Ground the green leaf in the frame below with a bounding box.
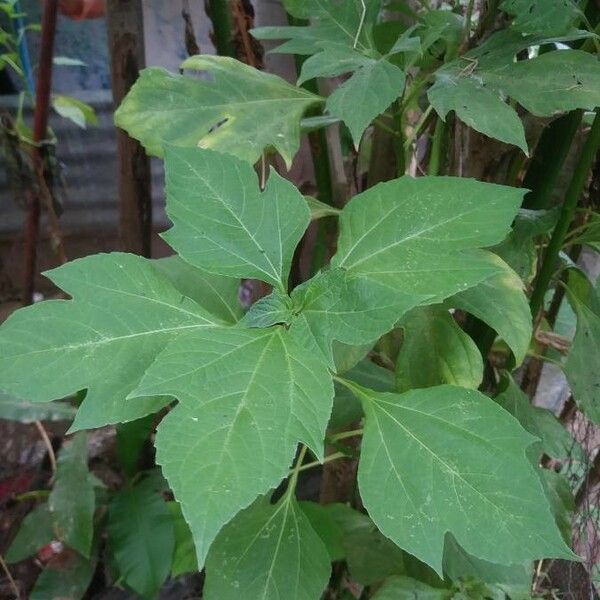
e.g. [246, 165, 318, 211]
[0, 253, 222, 431]
[130, 327, 333, 566]
[371, 576, 451, 600]
[153, 256, 243, 324]
[431, 45, 600, 150]
[564, 271, 600, 424]
[334, 176, 522, 295]
[483, 50, 600, 117]
[343, 381, 572, 573]
[116, 414, 155, 477]
[300, 502, 408, 585]
[290, 177, 522, 365]
[305, 195, 341, 220]
[428, 75, 528, 153]
[49, 433, 95, 558]
[297, 45, 374, 83]
[239, 288, 294, 328]
[493, 208, 559, 282]
[539, 470, 574, 544]
[205, 495, 331, 600]
[332, 341, 373, 374]
[446, 254, 532, 365]
[259, 7, 404, 144]
[253, 0, 381, 56]
[299, 502, 347, 561]
[52, 95, 97, 129]
[0, 392, 76, 423]
[288, 268, 409, 368]
[396, 306, 483, 392]
[326, 57, 406, 144]
[107, 480, 175, 598]
[341, 511, 407, 585]
[53, 56, 87, 67]
[569, 212, 600, 249]
[115, 56, 321, 166]
[168, 502, 198, 577]
[163, 146, 310, 291]
[331, 359, 394, 429]
[6, 503, 54, 563]
[501, 0, 582, 37]
[443, 536, 533, 599]
[495, 374, 579, 460]
[30, 551, 96, 600]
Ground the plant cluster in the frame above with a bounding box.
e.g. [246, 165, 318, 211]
[1, 0, 600, 598]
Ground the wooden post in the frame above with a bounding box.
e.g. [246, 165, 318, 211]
[106, 0, 152, 257]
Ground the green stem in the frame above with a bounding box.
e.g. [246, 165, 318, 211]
[15, 489, 50, 502]
[207, 0, 235, 57]
[428, 117, 446, 176]
[387, 101, 406, 177]
[295, 451, 347, 474]
[522, 111, 583, 210]
[286, 445, 309, 497]
[329, 429, 363, 442]
[374, 117, 402, 138]
[288, 15, 336, 277]
[529, 109, 600, 317]
[404, 104, 433, 151]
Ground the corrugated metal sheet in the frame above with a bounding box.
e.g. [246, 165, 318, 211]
[0, 90, 167, 237]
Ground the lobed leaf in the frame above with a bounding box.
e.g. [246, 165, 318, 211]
[204, 495, 331, 600]
[343, 381, 573, 573]
[115, 56, 321, 166]
[501, 0, 582, 37]
[163, 146, 310, 291]
[0, 392, 76, 423]
[428, 75, 528, 154]
[289, 177, 523, 365]
[130, 327, 333, 566]
[0, 253, 222, 431]
[430, 41, 600, 151]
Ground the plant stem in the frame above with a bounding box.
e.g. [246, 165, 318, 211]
[329, 429, 363, 442]
[15, 489, 51, 502]
[22, 0, 58, 306]
[288, 15, 336, 277]
[529, 109, 600, 317]
[34, 420, 56, 477]
[522, 111, 583, 210]
[286, 444, 308, 497]
[0, 555, 19, 600]
[404, 104, 433, 151]
[207, 0, 235, 57]
[428, 117, 446, 176]
[295, 451, 347, 474]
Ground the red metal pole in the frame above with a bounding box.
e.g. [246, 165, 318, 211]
[22, 0, 59, 305]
